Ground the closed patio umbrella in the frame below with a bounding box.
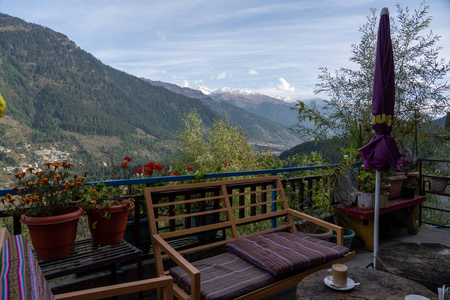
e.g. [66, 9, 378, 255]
[360, 7, 403, 268]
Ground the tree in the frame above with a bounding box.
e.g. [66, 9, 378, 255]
[177, 111, 277, 174]
[292, 3, 450, 162]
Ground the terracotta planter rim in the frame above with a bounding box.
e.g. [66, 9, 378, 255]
[20, 206, 84, 226]
[87, 203, 134, 214]
[389, 175, 407, 180]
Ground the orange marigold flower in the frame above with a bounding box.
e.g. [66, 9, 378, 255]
[12, 186, 19, 190]
[9, 198, 15, 203]
[6, 193, 13, 198]
[41, 178, 49, 184]
[45, 162, 52, 168]
[26, 167, 35, 173]
[18, 188, 27, 194]
[27, 182, 34, 187]
[32, 195, 39, 201]
[83, 171, 89, 175]
[62, 189, 67, 193]
[23, 197, 31, 202]
[91, 200, 97, 204]
[53, 185, 59, 190]
[54, 175, 62, 179]
[14, 173, 23, 179]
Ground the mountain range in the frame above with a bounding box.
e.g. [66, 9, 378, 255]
[0, 12, 306, 184]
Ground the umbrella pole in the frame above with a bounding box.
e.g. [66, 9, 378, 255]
[374, 170, 381, 268]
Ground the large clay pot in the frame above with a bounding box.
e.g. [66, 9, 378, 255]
[20, 206, 84, 260]
[388, 175, 407, 199]
[87, 203, 134, 245]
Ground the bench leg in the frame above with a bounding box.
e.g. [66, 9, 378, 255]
[392, 204, 419, 235]
[347, 217, 374, 251]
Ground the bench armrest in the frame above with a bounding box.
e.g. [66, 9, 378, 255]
[288, 208, 344, 246]
[54, 276, 173, 300]
[152, 234, 201, 299]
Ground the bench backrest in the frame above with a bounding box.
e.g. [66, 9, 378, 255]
[144, 176, 298, 254]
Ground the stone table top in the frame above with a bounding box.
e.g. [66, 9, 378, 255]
[376, 242, 450, 294]
[296, 266, 437, 300]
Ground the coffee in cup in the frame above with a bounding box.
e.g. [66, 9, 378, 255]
[326, 263, 348, 287]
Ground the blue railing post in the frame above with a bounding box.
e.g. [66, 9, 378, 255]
[271, 172, 278, 228]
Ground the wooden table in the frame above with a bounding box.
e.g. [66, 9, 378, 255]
[376, 243, 450, 294]
[336, 196, 426, 250]
[296, 266, 437, 300]
[35, 238, 143, 283]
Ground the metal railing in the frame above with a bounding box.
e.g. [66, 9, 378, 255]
[0, 165, 339, 236]
[418, 158, 450, 228]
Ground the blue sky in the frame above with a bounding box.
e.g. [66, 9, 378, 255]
[1, 0, 449, 99]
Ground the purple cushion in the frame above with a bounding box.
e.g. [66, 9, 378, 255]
[169, 252, 276, 300]
[225, 232, 349, 276]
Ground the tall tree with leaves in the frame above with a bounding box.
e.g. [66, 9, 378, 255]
[292, 3, 449, 162]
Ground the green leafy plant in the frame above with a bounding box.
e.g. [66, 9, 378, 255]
[358, 168, 376, 193]
[78, 182, 134, 219]
[1, 162, 87, 217]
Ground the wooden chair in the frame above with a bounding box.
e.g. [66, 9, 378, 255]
[0, 227, 173, 300]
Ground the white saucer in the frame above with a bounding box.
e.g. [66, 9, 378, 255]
[324, 276, 357, 290]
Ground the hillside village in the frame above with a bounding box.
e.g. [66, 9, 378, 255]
[1, 144, 69, 182]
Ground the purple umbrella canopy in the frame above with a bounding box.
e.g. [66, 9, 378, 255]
[360, 7, 403, 172]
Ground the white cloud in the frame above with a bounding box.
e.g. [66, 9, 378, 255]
[157, 31, 166, 40]
[277, 77, 295, 92]
[182, 80, 189, 87]
[249, 69, 258, 75]
[217, 72, 227, 79]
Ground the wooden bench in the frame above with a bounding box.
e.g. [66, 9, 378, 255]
[336, 195, 426, 250]
[144, 175, 355, 300]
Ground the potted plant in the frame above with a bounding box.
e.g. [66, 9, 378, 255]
[330, 210, 355, 249]
[79, 182, 134, 245]
[428, 168, 449, 193]
[1, 162, 87, 260]
[286, 179, 334, 241]
[357, 168, 375, 210]
[402, 183, 416, 199]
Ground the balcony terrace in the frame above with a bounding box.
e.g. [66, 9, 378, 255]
[0, 159, 448, 299]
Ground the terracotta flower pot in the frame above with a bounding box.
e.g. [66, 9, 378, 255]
[87, 203, 134, 245]
[388, 175, 407, 199]
[20, 206, 84, 260]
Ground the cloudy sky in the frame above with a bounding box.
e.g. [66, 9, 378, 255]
[1, 0, 449, 99]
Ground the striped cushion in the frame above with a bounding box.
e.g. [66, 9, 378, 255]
[169, 252, 276, 300]
[225, 232, 350, 276]
[1, 235, 55, 300]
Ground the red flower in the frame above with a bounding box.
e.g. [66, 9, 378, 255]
[224, 162, 228, 167]
[144, 162, 156, 169]
[134, 168, 144, 174]
[155, 164, 163, 171]
[123, 157, 133, 162]
[120, 162, 128, 168]
[144, 168, 153, 176]
[187, 166, 193, 172]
